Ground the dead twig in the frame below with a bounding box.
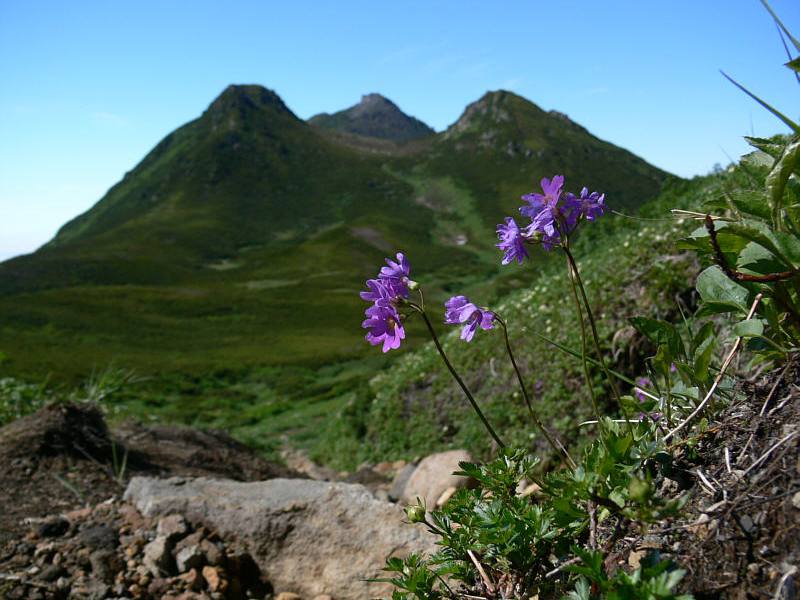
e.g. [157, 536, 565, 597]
[773, 565, 798, 600]
[588, 500, 598, 550]
[742, 431, 798, 477]
[545, 556, 582, 579]
[760, 360, 792, 416]
[467, 550, 495, 596]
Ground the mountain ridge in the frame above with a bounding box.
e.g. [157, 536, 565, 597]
[0, 82, 674, 380]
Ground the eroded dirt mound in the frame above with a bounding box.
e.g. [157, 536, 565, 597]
[0, 403, 299, 546]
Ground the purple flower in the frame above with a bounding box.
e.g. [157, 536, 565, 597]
[520, 175, 565, 220]
[362, 303, 405, 352]
[360, 278, 392, 303]
[496, 217, 529, 265]
[519, 175, 581, 249]
[568, 187, 606, 221]
[361, 252, 414, 352]
[444, 295, 495, 342]
[378, 252, 412, 298]
[634, 376, 652, 403]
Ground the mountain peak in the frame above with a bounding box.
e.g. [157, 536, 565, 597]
[309, 94, 434, 142]
[205, 84, 296, 119]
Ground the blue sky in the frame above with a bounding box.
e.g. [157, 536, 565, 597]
[0, 1, 798, 260]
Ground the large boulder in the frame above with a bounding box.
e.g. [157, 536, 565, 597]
[399, 450, 473, 509]
[124, 476, 435, 600]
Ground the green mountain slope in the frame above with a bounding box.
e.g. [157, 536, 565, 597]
[0, 85, 673, 382]
[309, 93, 435, 142]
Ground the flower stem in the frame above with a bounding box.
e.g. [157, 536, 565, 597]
[495, 316, 576, 469]
[411, 304, 505, 449]
[564, 254, 603, 427]
[563, 248, 636, 435]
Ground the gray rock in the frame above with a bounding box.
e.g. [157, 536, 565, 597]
[125, 476, 435, 600]
[399, 450, 473, 509]
[78, 524, 118, 550]
[200, 539, 224, 566]
[157, 514, 189, 541]
[36, 564, 65, 582]
[89, 549, 121, 583]
[175, 543, 205, 572]
[388, 463, 417, 502]
[142, 535, 174, 576]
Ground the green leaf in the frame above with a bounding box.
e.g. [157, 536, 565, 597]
[695, 300, 746, 317]
[721, 71, 800, 134]
[737, 241, 791, 274]
[696, 266, 749, 310]
[691, 323, 716, 382]
[728, 189, 772, 220]
[746, 136, 788, 159]
[766, 137, 800, 225]
[629, 317, 685, 359]
[723, 220, 796, 267]
[787, 56, 800, 74]
[759, 0, 800, 53]
[732, 318, 765, 337]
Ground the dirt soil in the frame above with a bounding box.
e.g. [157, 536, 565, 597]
[0, 403, 298, 547]
[667, 361, 800, 599]
[599, 361, 800, 600]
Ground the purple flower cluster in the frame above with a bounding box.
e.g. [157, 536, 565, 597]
[496, 175, 606, 263]
[633, 376, 652, 403]
[444, 295, 495, 342]
[360, 253, 412, 352]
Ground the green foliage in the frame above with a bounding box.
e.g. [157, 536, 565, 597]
[563, 549, 692, 600]
[0, 376, 51, 426]
[385, 440, 689, 599]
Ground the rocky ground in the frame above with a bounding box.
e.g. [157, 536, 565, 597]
[0, 403, 465, 599]
[0, 369, 797, 599]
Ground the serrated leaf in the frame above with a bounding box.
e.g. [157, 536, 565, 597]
[696, 266, 749, 310]
[746, 136, 787, 159]
[729, 189, 772, 220]
[733, 318, 765, 337]
[766, 137, 800, 224]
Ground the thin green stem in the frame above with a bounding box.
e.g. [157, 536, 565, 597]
[411, 303, 505, 449]
[564, 254, 603, 426]
[496, 317, 576, 469]
[564, 247, 636, 436]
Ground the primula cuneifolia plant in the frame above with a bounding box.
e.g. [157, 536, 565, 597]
[359, 6, 798, 595]
[360, 175, 693, 599]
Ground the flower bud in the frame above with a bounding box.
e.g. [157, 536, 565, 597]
[404, 500, 426, 523]
[407, 279, 420, 291]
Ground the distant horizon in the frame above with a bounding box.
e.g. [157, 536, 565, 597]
[0, 79, 780, 263]
[1, 0, 798, 261]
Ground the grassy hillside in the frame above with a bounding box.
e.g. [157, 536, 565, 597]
[0, 86, 671, 387]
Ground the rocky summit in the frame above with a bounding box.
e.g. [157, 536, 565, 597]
[308, 93, 435, 142]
